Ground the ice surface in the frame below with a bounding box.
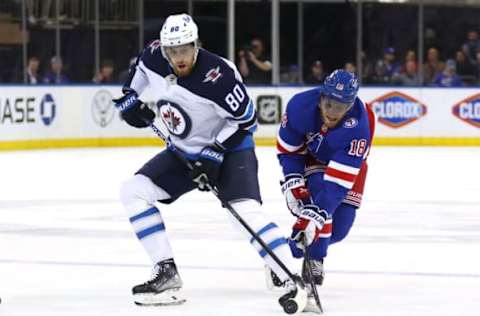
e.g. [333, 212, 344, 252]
[1, 146, 479, 316]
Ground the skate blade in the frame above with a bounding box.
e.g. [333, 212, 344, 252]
[134, 289, 186, 306]
[303, 298, 322, 314]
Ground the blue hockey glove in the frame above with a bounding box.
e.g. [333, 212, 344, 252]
[190, 147, 224, 191]
[113, 91, 155, 128]
[280, 174, 311, 217]
[290, 205, 328, 250]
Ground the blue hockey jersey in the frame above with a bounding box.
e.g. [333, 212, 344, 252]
[277, 87, 373, 215]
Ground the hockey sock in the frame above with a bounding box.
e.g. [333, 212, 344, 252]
[120, 175, 174, 264]
[230, 199, 299, 281]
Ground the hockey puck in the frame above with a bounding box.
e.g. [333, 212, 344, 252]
[282, 299, 298, 314]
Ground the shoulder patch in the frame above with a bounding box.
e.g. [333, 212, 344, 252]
[343, 117, 358, 128]
[202, 66, 222, 84]
[148, 40, 162, 55]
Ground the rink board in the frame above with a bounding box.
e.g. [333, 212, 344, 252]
[0, 85, 479, 150]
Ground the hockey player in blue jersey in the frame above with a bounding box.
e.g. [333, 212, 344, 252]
[273, 69, 375, 311]
[113, 13, 307, 312]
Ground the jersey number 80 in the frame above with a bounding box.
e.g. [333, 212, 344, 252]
[225, 84, 245, 111]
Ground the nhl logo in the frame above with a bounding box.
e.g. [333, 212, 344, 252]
[257, 95, 282, 124]
[91, 90, 115, 128]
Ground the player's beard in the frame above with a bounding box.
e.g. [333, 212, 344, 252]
[172, 62, 194, 77]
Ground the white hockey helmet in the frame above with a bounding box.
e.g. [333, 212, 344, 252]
[160, 14, 198, 47]
[160, 13, 199, 63]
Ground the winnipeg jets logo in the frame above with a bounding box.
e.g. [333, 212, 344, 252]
[158, 100, 192, 138]
[203, 66, 222, 83]
[162, 108, 181, 132]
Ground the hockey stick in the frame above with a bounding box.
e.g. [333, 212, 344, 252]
[147, 122, 299, 282]
[303, 242, 324, 313]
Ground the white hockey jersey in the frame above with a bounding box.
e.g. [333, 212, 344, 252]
[125, 40, 257, 156]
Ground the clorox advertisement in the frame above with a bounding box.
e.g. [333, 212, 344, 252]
[370, 91, 427, 128]
[452, 93, 480, 128]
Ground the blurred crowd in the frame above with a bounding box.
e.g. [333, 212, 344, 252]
[238, 30, 480, 87]
[12, 55, 130, 84]
[9, 29, 480, 87]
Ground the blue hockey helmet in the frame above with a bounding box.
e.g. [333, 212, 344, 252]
[322, 69, 359, 106]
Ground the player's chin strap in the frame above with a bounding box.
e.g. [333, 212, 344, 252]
[148, 121, 301, 284]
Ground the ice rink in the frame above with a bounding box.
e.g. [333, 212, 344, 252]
[1, 145, 479, 316]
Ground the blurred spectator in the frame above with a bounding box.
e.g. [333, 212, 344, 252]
[237, 38, 272, 84]
[392, 60, 420, 86]
[92, 59, 116, 84]
[475, 50, 480, 82]
[280, 64, 301, 83]
[304, 60, 326, 84]
[461, 30, 480, 65]
[454, 50, 476, 85]
[378, 47, 400, 79]
[399, 50, 417, 74]
[118, 57, 137, 84]
[423, 47, 445, 84]
[344, 62, 356, 74]
[24, 56, 41, 84]
[366, 60, 391, 85]
[42, 56, 70, 84]
[434, 59, 462, 87]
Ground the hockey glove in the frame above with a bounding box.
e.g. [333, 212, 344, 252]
[190, 146, 224, 191]
[113, 91, 155, 128]
[291, 205, 328, 249]
[281, 174, 311, 217]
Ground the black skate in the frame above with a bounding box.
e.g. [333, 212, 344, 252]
[278, 274, 308, 314]
[302, 258, 324, 286]
[132, 258, 186, 306]
[264, 265, 286, 290]
[302, 258, 324, 314]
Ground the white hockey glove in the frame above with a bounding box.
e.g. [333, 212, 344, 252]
[291, 205, 328, 248]
[280, 174, 311, 216]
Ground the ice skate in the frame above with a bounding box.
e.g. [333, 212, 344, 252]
[302, 258, 324, 286]
[301, 258, 324, 313]
[265, 264, 287, 290]
[278, 274, 308, 314]
[132, 258, 186, 306]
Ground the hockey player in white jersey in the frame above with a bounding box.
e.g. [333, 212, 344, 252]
[114, 13, 307, 313]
